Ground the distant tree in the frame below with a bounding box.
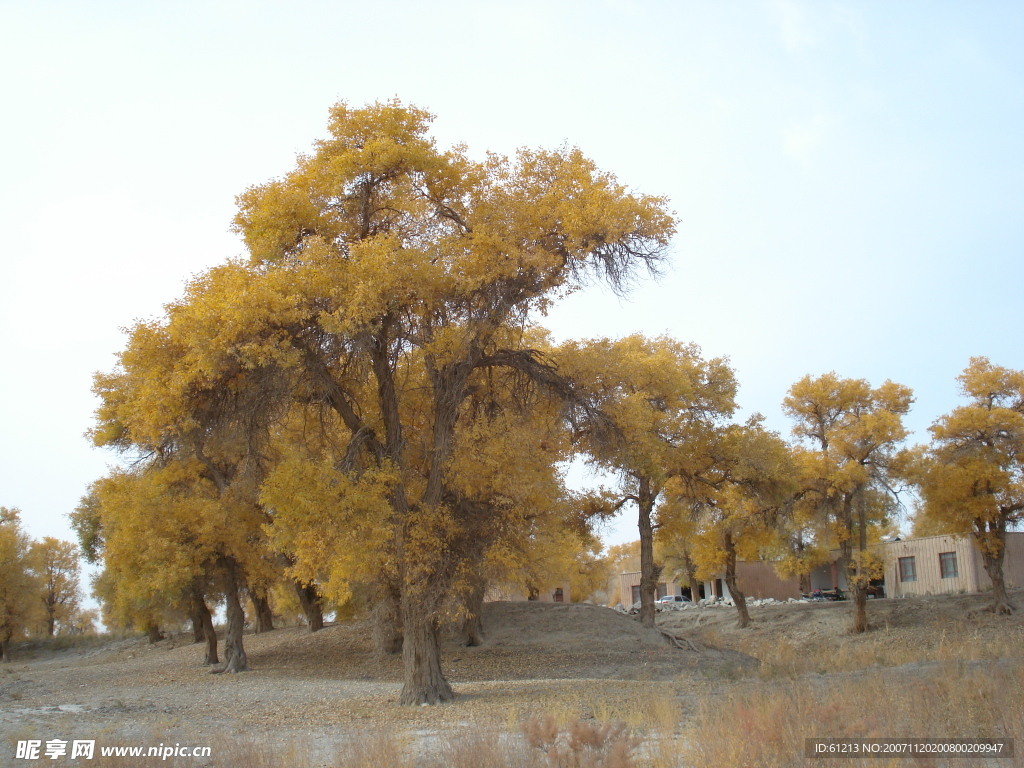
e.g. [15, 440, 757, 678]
[909, 358, 1024, 615]
[672, 420, 797, 628]
[28, 538, 81, 637]
[67, 608, 98, 635]
[558, 335, 737, 628]
[0, 508, 40, 661]
[784, 374, 912, 633]
[604, 540, 642, 577]
[657, 519, 703, 603]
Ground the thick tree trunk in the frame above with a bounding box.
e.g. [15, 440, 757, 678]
[188, 605, 205, 644]
[851, 585, 868, 633]
[145, 622, 163, 644]
[460, 579, 487, 647]
[219, 560, 248, 673]
[799, 571, 811, 595]
[723, 532, 750, 629]
[678, 549, 701, 602]
[251, 592, 275, 633]
[188, 586, 207, 643]
[1, 634, 10, 663]
[293, 580, 324, 632]
[688, 575, 702, 602]
[398, 599, 454, 705]
[851, 494, 869, 633]
[190, 589, 218, 665]
[373, 583, 403, 654]
[637, 476, 661, 629]
[978, 528, 1016, 615]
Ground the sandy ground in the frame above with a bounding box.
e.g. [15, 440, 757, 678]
[1, 593, 1021, 766]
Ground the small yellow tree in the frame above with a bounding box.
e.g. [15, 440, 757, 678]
[0, 508, 40, 662]
[784, 374, 912, 633]
[664, 420, 796, 628]
[557, 335, 737, 628]
[28, 538, 81, 637]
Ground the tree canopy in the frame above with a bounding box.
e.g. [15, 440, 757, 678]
[86, 99, 676, 703]
[909, 358, 1024, 614]
[784, 373, 913, 633]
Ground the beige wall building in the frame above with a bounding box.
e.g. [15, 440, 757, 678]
[810, 532, 1024, 598]
[883, 532, 1024, 597]
[618, 532, 1024, 606]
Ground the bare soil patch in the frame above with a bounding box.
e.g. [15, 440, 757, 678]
[1, 593, 1021, 766]
[0, 603, 733, 765]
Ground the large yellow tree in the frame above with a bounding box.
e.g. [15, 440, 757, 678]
[911, 358, 1024, 615]
[92, 100, 674, 704]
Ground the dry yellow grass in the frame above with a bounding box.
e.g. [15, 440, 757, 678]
[16, 593, 1024, 767]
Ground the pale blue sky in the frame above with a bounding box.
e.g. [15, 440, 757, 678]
[1, 1, 1022, 548]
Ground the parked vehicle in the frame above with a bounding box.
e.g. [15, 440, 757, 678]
[656, 594, 691, 605]
[803, 588, 846, 602]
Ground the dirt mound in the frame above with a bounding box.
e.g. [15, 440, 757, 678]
[443, 601, 756, 682]
[474, 601, 670, 652]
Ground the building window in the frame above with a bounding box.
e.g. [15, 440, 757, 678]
[898, 556, 916, 582]
[939, 552, 958, 579]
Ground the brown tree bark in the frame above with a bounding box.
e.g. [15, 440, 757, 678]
[978, 526, 1016, 615]
[723, 531, 750, 629]
[188, 603, 205, 644]
[799, 571, 811, 595]
[637, 476, 661, 629]
[218, 559, 248, 673]
[145, 621, 164, 644]
[460, 579, 487, 647]
[1, 633, 11, 663]
[190, 588, 218, 665]
[293, 579, 324, 632]
[251, 591, 275, 633]
[847, 494, 869, 634]
[398, 598, 454, 705]
[188, 585, 207, 643]
[851, 585, 868, 632]
[373, 583, 403, 654]
[677, 547, 701, 601]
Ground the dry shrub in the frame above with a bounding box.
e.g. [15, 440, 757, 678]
[522, 715, 640, 768]
[682, 659, 1023, 768]
[437, 727, 531, 768]
[334, 728, 413, 768]
[737, 619, 1024, 680]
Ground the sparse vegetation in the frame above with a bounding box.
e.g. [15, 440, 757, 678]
[5, 592, 1022, 766]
